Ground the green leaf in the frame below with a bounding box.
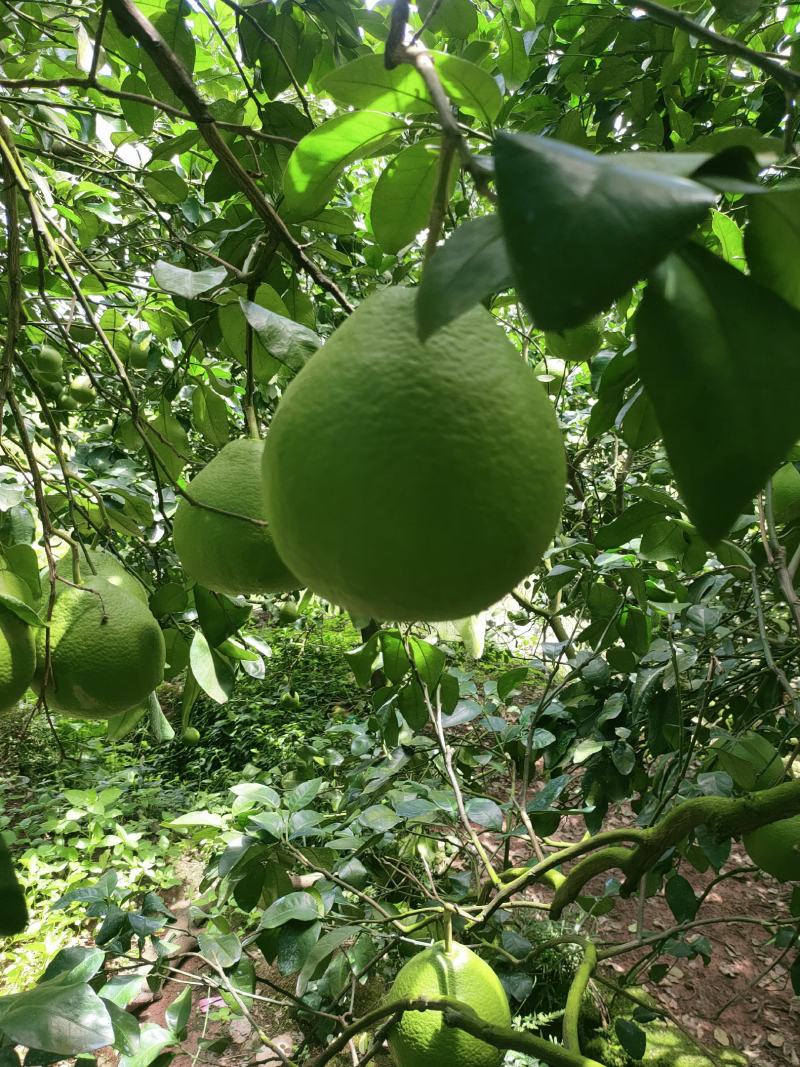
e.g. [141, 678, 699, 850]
[107, 702, 149, 742]
[465, 797, 504, 830]
[745, 183, 800, 310]
[498, 21, 528, 91]
[192, 384, 229, 447]
[165, 810, 225, 829]
[0, 975, 113, 1055]
[195, 586, 251, 647]
[0, 589, 44, 627]
[198, 929, 242, 970]
[436, 53, 503, 124]
[665, 874, 698, 923]
[283, 111, 405, 221]
[165, 987, 191, 1037]
[370, 143, 446, 254]
[240, 299, 320, 372]
[495, 132, 716, 329]
[416, 215, 512, 340]
[120, 75, 154, 137]
[152, 261, 226, 298]
[408, 637, 445, 689]
[318, 51, 499, 122]
[637, 244, 800, 542]
[615, 1019, 647, 1061]
[497, 667, 528, 702]
[117, 1021, 173, 1067]
[319, 55, 434, 114]
[143, 169, 190, 205]
[595, 501, 667, 549]
[0, 834, 27, 935]
[147, 693, 174, 743]
[296, 926, 359, 996]
[259, 892, 322, 930]
[379, 631, 411, 683]
[190, 631, 234, 704]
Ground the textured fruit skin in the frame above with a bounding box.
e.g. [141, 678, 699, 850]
[174, 439, 296, 597]
[181, 726, 201, 745]
[744, 815, 800, 882]
[545, 318, 603, 362]
[0, 588, 36, 710]
[263, 287, 565, 622]
[714, 731, 784, 791]
[386, 941, 510, 1067]
[771, 462, 800, 525]
[33, 576, 165, 718]
[54, 548, 148, 605]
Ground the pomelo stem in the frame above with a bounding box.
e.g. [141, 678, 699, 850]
[444, 908, 453, 954]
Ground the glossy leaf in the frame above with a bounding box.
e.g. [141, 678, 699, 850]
[416, 215, 512, 340]
[495, 132, 716, 328]
[637, 243, 800, 542]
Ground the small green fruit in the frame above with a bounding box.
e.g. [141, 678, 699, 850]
[36, 345, 63, 379]
[57, 388, 79, 412]
[648, 458, 672, 485]
[544, 318, 603, 362]
[68, 375, 96, 406]
[181, 726, 201, 745]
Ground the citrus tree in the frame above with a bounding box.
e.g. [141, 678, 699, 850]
[1, 0, 800, 1064]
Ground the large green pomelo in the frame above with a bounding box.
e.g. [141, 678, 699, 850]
[174, 438, 296, 597]
[544, 317, 604, 362]
[33, 576, 165, 718]
[743, 815, 800, 882]
[55, 548, 148, 604]
[0, 572, 36, 710]
[262, 287, 566, 622]
[386, 941, 510, 1067]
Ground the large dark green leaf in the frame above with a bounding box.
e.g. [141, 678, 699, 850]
[495, 132, 716, 329]
[745, 183, 800, 310]
[637, 243, 800, 542]
[416, 215, 512, 340]
[0, 976, 113, 1055]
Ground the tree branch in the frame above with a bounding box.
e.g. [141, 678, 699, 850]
[105, 0, 353, 312]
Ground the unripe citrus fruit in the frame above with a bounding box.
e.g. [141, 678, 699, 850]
[386, 941, 510, 1067]
[744, 815, 800, 882]
[68, 375, 96, 406]
[181, 726, 201, 745]
[533, 357, 566, 396]
[0, 574, 36, 710]
[54, 548, 148, 605]
[544, 317, 603, 362]
[648, 458, 672, 485]
[57, 388, 79, 412]
[35, 345, 63, 379]
[33, 576, 165, 718]
[713, 731, 784, 792]
[263, 287, 565, 622]
[174, 439, 296, 597]
[771, 462, 800, 525]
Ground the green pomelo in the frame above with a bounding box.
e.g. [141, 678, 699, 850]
[68, 375, 96, 406]
[54, 548, 148, 604]
[386, 941, 511, 1067]
[533, 357, 566, 396]
[771, 462, 800, 525]
[36, 345, 63, 378]
[181, 726, 201, 745]
[713, 731, 784, 791]
[648, 458, 672, 485]
[544, 317, 603, 362]
[743, 815, 800, 882]
[33, 576, 165, 718]
[57, 388, 79, 412]
[174, 438, 296, 597]
[262, 287, 565, 622]
[0, 574, 36, 710]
